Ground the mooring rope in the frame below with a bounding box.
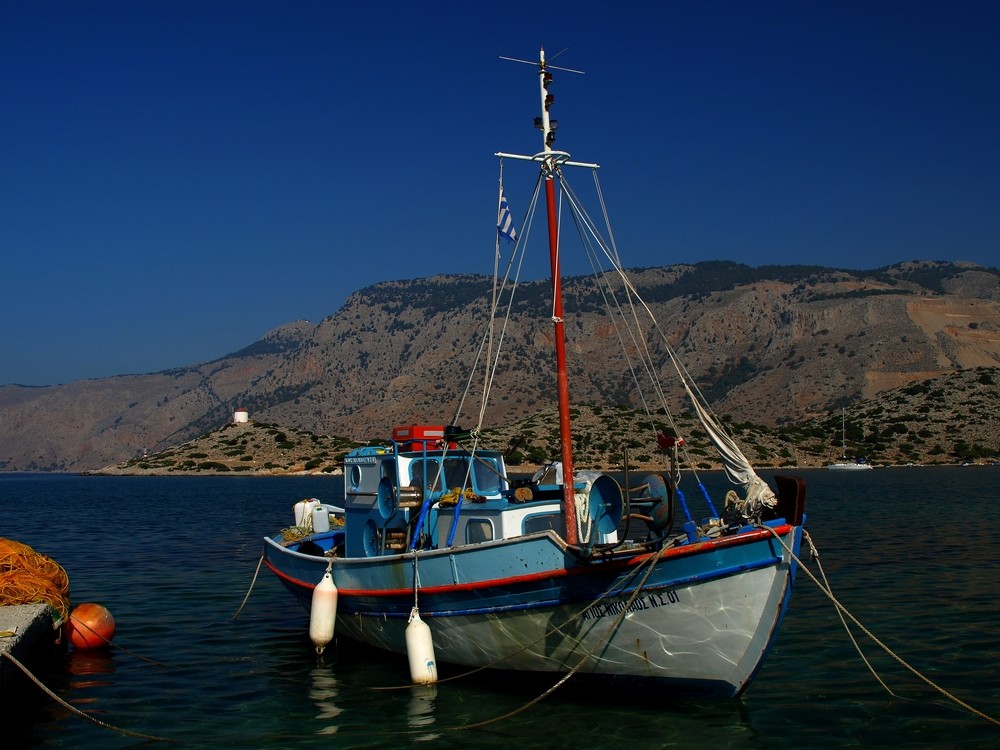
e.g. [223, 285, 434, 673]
[804, 532, 898, 698]
[448, 542, 669, 732]
[1, 651, 174, 742]
[67, 614, 166, 667]
[764, 526, 1000, 728]
[232, 554, 264, 620]
[360, 546, 671, 739]
[373, 541, 661, 692]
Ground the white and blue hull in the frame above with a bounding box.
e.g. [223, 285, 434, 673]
[264, 520, 801, 697]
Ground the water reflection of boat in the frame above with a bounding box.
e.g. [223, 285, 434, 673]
[407, 685, 439, 741]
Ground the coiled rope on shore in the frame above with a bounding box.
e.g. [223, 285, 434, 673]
[0, 538, 70, 620]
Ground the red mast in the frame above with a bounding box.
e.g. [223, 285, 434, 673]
[536, 49, 578, 546]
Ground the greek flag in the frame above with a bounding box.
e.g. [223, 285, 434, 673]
[497, 188, 517, 242]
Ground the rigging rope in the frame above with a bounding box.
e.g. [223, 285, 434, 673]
[674, 487, 694, 524]
[453, 162, 543, 434]
[556, 170, 762, 510]
[696, 481, 720, 519]
[471, 160, 740, 528]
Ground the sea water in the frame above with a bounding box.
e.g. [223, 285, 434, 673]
[1, 468, 998, 749]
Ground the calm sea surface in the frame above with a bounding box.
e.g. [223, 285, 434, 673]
[1, 468, 998, 749]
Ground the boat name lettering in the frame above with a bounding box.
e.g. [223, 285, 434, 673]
[582, 591, 679, 620]
[344, 456, 379, 465]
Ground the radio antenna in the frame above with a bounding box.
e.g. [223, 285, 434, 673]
[499, 48, 585, 75]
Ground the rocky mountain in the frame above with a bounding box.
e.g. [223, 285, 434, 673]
[2, 260, 999, 472]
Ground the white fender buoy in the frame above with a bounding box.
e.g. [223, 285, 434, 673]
[405, 607, 438, 684]
[309, 568, 337, 654]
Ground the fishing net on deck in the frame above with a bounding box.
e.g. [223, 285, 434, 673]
[0, 538, 71, 620]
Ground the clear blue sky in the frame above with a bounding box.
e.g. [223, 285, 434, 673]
[2, 1, 998, 386]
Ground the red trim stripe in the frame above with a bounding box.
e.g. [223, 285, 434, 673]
[266, 524, 793, 597]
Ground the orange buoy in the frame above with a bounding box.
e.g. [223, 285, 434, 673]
[67, 603, 116, 650]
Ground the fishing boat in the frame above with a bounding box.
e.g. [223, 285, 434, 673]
[263, 50, 807, 698]
[827, 408, 873, 471]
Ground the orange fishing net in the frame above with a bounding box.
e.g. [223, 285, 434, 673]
[0, 538, 71, 620]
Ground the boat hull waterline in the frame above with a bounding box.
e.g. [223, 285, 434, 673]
[264, 522, 802, 697]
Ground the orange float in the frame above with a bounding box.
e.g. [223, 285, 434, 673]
[67, 602, 116, 649]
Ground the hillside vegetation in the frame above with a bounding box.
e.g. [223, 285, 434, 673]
[95, 422, 363, 475]
[94, 367, 999, 474]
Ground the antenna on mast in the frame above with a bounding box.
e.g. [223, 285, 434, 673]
[498, 48, 586, 75]
[499, 48, 584, 155]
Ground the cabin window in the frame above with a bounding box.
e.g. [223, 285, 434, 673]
[409, 456, 502, 495]
[350, 465, 362, 489]
[442, 458, 471, 489]
[410, 460, 437, 490]
[523, 513, 561, 534]
[466, 519, 494, 543]
[411, 458, 473, 492]
[472, 459, 502, 494]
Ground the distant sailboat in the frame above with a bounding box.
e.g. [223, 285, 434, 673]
[827, 408, 873, 470]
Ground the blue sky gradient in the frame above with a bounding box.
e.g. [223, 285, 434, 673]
[2, 1, 998, 385]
